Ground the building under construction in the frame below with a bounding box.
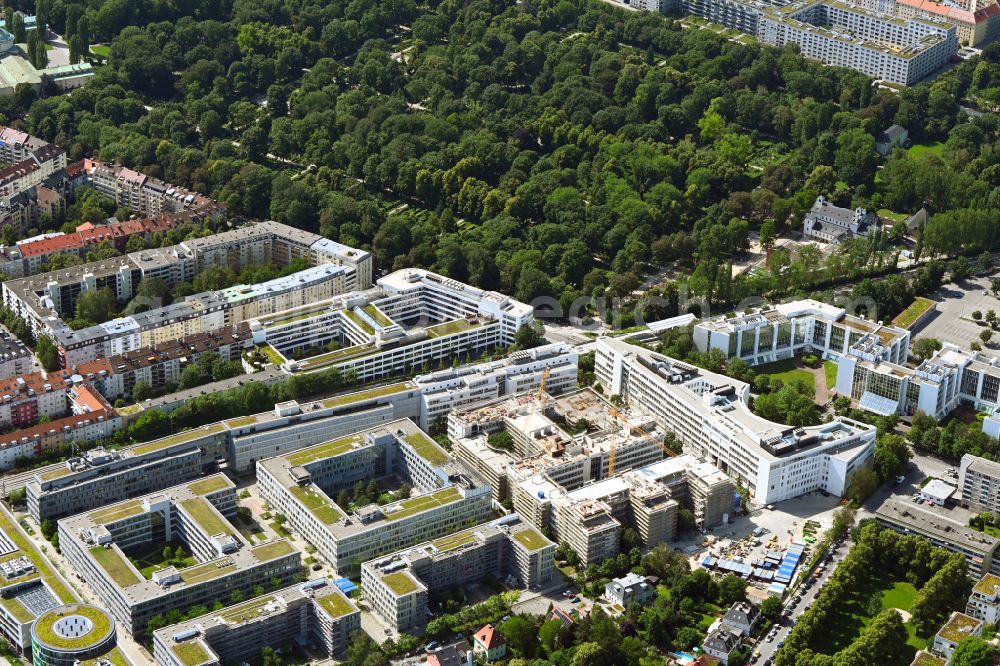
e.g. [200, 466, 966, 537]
[448, 388, 733, 565]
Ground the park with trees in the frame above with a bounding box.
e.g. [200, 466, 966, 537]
[0, 0, 994, 332]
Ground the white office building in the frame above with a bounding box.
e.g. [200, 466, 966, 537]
[595, 337, 877, 505]
[694, 299, 910, 368]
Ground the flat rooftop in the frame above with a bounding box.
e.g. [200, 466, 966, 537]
[258, 419, 484, 539]
[61, 474, 296, 603]
[877, 498, 998, 555]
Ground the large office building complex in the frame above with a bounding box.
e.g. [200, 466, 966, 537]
[835, 343, 1000, 433]
[361, 515, 554, 633]
[58, 474, 300, 636]
[254, 268, 536, 384]
[693, 299, 910, 368]
[152, 580, 360, 666]
[757, 0, 957, 86]
[257, 419, 493, 576]
[596, 337, 876, 505]
[26, 345, 574, 523]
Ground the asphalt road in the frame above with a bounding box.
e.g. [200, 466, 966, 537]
[750, 450, 954, 665]
[750, 534, 852, 665]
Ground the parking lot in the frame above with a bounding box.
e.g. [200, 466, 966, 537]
[915, 275, 999, 350]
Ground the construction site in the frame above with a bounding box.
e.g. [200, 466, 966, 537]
[447, 380, 737, 565]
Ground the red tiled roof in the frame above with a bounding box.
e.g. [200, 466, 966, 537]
[896, 0, 1000, 22]
[473, 624, 506, 649]
[0, 407, 111, 449]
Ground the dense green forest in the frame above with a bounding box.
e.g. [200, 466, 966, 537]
[7, 0, 1000, 323]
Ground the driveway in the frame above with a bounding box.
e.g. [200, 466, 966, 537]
[917, 275, 998, 350]
[44, 33, 69, 67]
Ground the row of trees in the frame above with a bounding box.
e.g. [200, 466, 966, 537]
[775, 521, 971, 666]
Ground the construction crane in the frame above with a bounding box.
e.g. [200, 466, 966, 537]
[606, 405, 677, 478]
[538, 366, 551, 398]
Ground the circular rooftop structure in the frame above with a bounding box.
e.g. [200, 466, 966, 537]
[31, 604, 116, 666]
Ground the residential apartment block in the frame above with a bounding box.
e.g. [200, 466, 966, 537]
[932, 612, 982, 660]
[0, 384, 119, 472]
[876, 498, 1000, 579]
[152, 580, 360, 666]
[257, 419, 493, 576]
[2, 221, 372, 367]
[966, 573, 1000, 624]
[361, 515, 554, 633]
[959, 453, 1000, 515]
[58, 474, 300, 636]
[596, 337, 877, 505]
[693, 299, 910, 368]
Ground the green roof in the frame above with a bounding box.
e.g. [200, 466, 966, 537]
[316, 590, 356, 618]
[0, 505, 75, 602]
[384, 487, 461, 522]
[265, 308, 325, 328]
[33, 605, 114, 651]
[0, 596, 33, 623]
[171, 639, 213, 666]
[404, 432, 449, 466]
[251, 540, 296, 562]
[937, 613, 982, 643]
[892, 297, 935, 329]
[316, 382, 413, 410]
[431, 531, 477, 552]
[131, 423, 225, 456]
[910, 652, 947, 666]
[89, 499, 145, 525]
[298, 344, 377, 369]
[89, 546, 141, 588]
[181, 559, 238, 584]
[426, 318, 481, 338]
[179, 498, 234, 537]
[38, 466, 72, 481]
[219, 594, 278, 624]
[286, 435, 364, 466]
[289, 485, 343, 524]
[224, 415, 259, 428]
[363, 304, 394, 327]
[512, 527, 549, 551]
[344, 309, 375, 335]
[382, 571, 419, 596]
[187, 475, 232, 496]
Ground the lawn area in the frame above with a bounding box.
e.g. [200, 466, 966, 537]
[810, 578, 924, 662]
[755, 358, 816, 395]
[877, 208, 909, 223]
[426, 318, 480, 338]
[907, 141, 946, 159]
[90, 44, 110, 57]
[824, 360, 838, 390]
[125, 541, 196, 580]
